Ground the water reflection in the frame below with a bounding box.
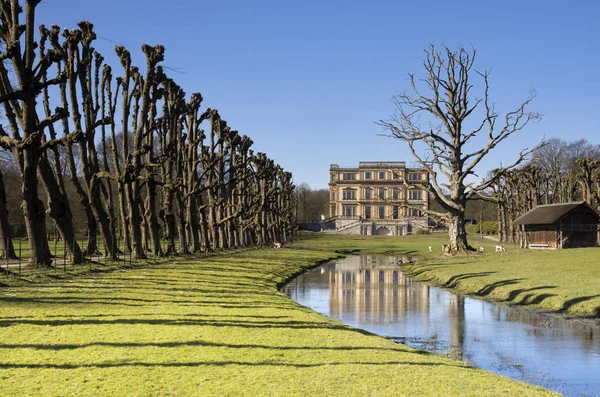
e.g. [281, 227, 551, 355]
[282, 255, 600, 397]
[329, 256, 430, 324]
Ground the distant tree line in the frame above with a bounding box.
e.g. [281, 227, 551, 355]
[294, 183, 329, 222]
[0, 0, 296, 265]
[491, 138, 600, 244]
[429, 196, 497, 225]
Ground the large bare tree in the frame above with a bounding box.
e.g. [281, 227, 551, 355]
[379, 45, 542, 253]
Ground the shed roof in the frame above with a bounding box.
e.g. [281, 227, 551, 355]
[513, 202, 600, 225]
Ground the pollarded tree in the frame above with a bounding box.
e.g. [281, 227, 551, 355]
[576, 157, 600, 207]
[0, 1, 83, 264]
[379, 45, 542, 254]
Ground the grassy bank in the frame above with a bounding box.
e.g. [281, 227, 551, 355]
[298, 233, 600, 318]
[0, 247, 553, 396]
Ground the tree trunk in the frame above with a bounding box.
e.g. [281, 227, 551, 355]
[144, 189, 162, 256]
[447, 212, 473, 254]
[38, 156, 83, 264]
[161, 189, 177, 255]
[175, 195, 188, 254]
[0, 168, 17, 259]
[117, 184, 131, 253]
[21, 145, 52, 266]
[126, 183, 145, 259]
[497, 201, 505, 243]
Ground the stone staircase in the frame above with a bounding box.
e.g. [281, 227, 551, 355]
[336, 219, 364, 234]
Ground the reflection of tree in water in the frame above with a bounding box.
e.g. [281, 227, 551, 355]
[498, 305, 600, 353]
[328, 256, 429, 324]
[448, 294, 465, 361]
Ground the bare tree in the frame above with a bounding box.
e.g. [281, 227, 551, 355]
[379, 45, 542, 253]
[0, 0, 84, 264]
[576, 158, 600, 207]
[0, 0, 297, 265]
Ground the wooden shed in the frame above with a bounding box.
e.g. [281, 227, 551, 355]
[513, 202, 600, 249]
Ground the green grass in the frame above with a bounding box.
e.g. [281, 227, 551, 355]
[0, 247, 553, 396]
[298, 232, 600, 318]
[0, 238, 198, 286]
[402, 247, 600, 317]
[294, 232, 449, 256]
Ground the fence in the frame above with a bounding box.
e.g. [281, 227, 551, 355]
[1, 235, 184, 280]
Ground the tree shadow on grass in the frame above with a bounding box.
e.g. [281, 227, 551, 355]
[560, 295, 600, 313]
[516, 293, 557, 305]
[0, 317, 375, 333]
[0, 339, 413, 352]
[476, 279, 524, 297]
[503, 285, 557, 302]
[443, 271, 496, 289]
[10, 294, 280, 308]
[0, 359, 465, 370]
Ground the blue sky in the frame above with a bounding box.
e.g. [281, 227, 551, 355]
[37, 0, 599, 189]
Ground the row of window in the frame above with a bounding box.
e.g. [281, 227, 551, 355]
[341, 205, 422, 219]
[364, 171, 396, 180]
[331, 172, 424, 181]
[334, 189, 423, 201]
[340, 270, 399, 284]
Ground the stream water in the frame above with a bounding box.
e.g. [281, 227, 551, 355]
[281, 255, 600, 396]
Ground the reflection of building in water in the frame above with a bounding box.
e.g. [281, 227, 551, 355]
[329, 256, 429, 323]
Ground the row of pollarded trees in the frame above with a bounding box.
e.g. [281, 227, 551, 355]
[492, 138, 600, 244]
[0, 0, 295, 265]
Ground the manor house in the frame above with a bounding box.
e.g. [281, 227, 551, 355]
[329, 162, 429, 235]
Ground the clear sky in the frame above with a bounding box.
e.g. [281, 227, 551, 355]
[36, 0, 599, 189]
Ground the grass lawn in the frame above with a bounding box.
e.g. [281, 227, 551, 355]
[0, 247, 553, 396]
[298, 232, 600, 318]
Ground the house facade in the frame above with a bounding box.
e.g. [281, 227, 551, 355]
[328, 162, 429, 235]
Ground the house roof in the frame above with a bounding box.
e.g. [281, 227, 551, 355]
[513, 201, 600, 225]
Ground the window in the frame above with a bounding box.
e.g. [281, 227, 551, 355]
[343, 173, 356, 181]
[365, 171, 372, 179]
[409, 190, 422, 200]
[343, 205, 357, 217]
[365, 206, 371, 219]
[393, 172, 400, 180]
[409, 208, 421, 217]
[379, 188, 385, 199]
[379, 271, 385, 283]
[379, 206, 385, 219]
[331, 174, 336, 181]
[379, 171, 385, 180]
[393, 189, 399, 200]
[393, 206, 399, 219]
[331, 192, 335, 201]
[342, 189, 356, 200]
[365, 189, 372, 199]
[408, 173, 420, 181]
[365, 270, 371, 284]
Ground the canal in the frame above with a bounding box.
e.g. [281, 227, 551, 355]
[281, 255, 600, 396]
